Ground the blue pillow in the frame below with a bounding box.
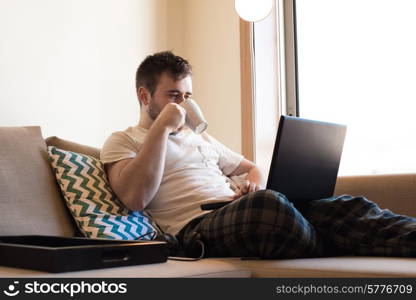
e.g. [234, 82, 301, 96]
[47, 146, 160, 240]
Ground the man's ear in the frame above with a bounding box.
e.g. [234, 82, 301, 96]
[138, 87, 151, 106]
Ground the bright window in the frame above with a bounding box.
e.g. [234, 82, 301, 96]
[295, 0, 416, 175]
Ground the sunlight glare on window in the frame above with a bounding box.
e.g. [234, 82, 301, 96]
[296, 0, 416, 175]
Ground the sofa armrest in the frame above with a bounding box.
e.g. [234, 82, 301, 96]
[335, 174, 416, 217]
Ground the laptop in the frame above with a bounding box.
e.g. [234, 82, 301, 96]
[266, 115, 347, 202]
[201, 115, 347, 210]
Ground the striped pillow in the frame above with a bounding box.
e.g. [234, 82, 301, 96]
[47, 146, 159, 240]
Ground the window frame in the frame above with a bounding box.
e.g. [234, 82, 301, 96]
[281, 0, 299, 117]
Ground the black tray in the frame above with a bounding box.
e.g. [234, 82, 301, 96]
[0, 235, 168, 273]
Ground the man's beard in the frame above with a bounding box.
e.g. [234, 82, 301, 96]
[147, 101, 160, 121]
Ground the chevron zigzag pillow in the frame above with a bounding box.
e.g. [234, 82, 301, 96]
[47, 146, 160, 240]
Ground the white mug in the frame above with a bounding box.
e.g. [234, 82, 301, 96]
[180, 98, 208, 134]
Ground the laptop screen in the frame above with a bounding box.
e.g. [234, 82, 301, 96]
[266, 116, 347, 202]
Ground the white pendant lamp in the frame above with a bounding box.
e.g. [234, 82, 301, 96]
[235, 0, 273, 22]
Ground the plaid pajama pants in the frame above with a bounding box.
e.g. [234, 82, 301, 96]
[175, 190, 416, 258]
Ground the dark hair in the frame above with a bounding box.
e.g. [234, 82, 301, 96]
[135, 51, 192, 97]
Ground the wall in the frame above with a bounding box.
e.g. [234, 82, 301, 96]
[0, 0, 183, 147]
[182, 0, 242, 153]
[0, 0, 242, 153]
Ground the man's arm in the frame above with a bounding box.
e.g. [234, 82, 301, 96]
[229, 159, 266, 198]
[105, 103, 185, 211]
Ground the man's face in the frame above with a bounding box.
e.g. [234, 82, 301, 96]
[147, 72, 193, 120]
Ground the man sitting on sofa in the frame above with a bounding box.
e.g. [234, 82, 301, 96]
[101, 51, 416, 258]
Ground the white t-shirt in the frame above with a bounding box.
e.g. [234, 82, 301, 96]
[100, 125, 244, 235]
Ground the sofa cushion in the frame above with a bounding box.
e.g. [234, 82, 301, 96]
[0, 126, 76, 236]
[47, 146, 159, 240]
[45, 136, 100, 159]
[231, 256, 416, 277]
[0, 258, 252, 278]
[335, 174, 416, 217]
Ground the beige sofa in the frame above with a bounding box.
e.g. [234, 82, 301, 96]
[1, 126, 416, 278]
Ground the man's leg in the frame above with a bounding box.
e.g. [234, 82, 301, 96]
[176, 190, 324, 258]
[295, 195, 416, 257]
